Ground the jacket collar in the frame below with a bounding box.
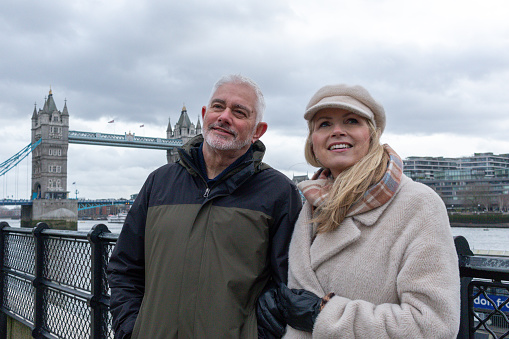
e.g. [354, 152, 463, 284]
[178, 135, 268, 169]
[176, 134, 271, 195]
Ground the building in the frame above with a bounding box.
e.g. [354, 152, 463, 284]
[457, 153, 509, 176]
[403, 156, 457, 180]
[166, 105, 201, 162]
[31, 89, 70, 199]
[404, 153, 509, 211]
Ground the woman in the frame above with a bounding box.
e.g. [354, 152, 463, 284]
[258, 84, 460, 338]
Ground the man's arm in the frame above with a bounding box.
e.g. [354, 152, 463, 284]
[269, 182, 302, 284]
[258, 179, 303, 338]
[107, 175, 152, 339]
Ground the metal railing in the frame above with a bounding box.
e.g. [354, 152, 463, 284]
[455, 236, 509, 339]
[0, 221, 118, 339]
[0, 222, 508, 339]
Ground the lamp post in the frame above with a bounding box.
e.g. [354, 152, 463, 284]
[287, 162, 309, 183]
[289, 162, 310, 174]
[72, 182, 79, 199]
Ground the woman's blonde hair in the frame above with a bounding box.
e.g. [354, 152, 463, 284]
[304, 119, 389, 233]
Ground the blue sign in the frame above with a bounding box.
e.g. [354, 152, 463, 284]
[473, 294, 509, 313]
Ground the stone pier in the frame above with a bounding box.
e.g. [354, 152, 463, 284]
[21, 199, 78, 230]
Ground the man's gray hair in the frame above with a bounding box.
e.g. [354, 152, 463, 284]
[208, 74, 266, 124]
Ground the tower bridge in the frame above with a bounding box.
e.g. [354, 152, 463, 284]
[1, 89, 201, 229]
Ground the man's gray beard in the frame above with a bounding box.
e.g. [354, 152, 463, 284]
[203, 127, 253, 151]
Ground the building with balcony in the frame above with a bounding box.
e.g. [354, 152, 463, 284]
[404, 153, 509, 211]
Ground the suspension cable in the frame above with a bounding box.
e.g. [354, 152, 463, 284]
[0, 139, 41, 177]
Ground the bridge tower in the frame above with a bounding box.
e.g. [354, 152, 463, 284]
[31, 89, 69, 199]
[166, 105, 201, 163]
[23, 89, 77, 229]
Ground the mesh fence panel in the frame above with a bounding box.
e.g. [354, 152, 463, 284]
[106, 308, 114, 339]
[2, 274, 35, 323]
[44, 236, 92, 291]
[42, 286, 91, 339]
[105, 241, 116, 338]
[103, 242, 116, 295]
[4, 232, 35, 275]
[471, 281, 509, 338]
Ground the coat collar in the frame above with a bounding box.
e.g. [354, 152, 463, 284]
[307, 175, 410, 269]
[310, 211, 361, 270]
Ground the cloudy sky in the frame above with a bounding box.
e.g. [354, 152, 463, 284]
[1, 0, 509, 200]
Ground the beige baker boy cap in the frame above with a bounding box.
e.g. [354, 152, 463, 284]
[304, 84, 386, 134]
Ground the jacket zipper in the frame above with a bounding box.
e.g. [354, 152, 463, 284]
[178, 146, 252, 199]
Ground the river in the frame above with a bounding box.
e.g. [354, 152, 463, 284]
[2, 219, 508, 252]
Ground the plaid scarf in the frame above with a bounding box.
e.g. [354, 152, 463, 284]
[298, 145, 403, 217]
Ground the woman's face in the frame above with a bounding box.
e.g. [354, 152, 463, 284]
[311, 108, 371, 178]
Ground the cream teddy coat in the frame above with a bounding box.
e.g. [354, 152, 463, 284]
[284, 174, 460, 339]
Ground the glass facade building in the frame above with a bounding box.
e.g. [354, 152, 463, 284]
[403, 153, 509, 211]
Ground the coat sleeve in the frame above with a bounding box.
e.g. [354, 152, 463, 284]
[107, 173, 154, 339]
[311, 187, 461, 339]
[269, 180, 302, 285]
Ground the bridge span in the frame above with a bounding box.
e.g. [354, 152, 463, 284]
[0, 198, 134, 211]
[68, 130, 183, 150]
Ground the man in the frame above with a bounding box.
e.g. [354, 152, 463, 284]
[107, 74, 302, 338]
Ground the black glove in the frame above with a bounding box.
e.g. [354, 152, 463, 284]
[276, 283, 322, 332]
[257, 284, 286, 338]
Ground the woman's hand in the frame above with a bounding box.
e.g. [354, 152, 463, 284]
[276, 284, 322, 332]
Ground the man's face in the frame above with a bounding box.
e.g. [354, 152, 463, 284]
[202, 83, 266, 152]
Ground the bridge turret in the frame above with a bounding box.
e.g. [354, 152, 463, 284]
[61, 100, 70, 128]
[32, 104, 37, 119]
[42, 95, 49, 113]
[196, 116, 201, 135]
[46, 91, 58, 113]
[174, 105, 197, 140]
[166, 117, 173, 138]
[32, 104, 38, 129]
[62, 100, 69, 116]
[166, 105, 201, 163]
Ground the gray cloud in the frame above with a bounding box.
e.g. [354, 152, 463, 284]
[1, 0, 509, 199]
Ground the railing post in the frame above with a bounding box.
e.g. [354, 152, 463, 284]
[0, 221, 9, 339]
[32, 222, 50, 338]
[454, 236, 474, 339]
[88, 224, 111, 339]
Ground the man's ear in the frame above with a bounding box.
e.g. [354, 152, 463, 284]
[201, 106, 207, 120]
[251, 122, 268, 143]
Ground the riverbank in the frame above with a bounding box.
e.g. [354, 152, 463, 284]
[2, 220, 507, 252]
[451, 223, 509, 228]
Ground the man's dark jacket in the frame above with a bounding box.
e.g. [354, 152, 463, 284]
[107, 135, 302, 338]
